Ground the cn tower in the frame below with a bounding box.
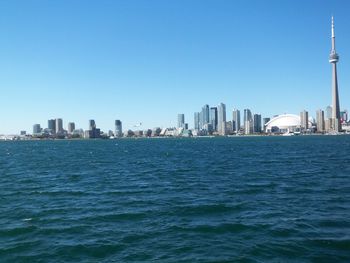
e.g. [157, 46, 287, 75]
[329, 16, 341, 132]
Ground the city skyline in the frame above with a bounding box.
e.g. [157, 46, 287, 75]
[20, 102, 349, 139]
[1, 1, 350, 134]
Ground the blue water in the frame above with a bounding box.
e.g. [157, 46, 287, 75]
[0, 136, 349, 262]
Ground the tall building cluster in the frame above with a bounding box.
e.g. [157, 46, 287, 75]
[299, 107, 349, 134]
[192, 103, 263, 136]
[31, 118, 123, 139]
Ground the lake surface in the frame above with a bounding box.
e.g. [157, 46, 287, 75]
[0, 136, 349, 262]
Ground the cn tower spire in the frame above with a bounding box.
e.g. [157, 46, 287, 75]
[329, 16, 341, 132]
[331, 16, 336, 49]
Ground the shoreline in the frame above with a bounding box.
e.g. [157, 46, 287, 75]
[1, 132, 349, 141]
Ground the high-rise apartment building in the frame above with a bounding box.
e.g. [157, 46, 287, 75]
[326, 106, 332, 119]
[217, 103, 226, 135]
[33, 124, 41, 135]
[89, 119, 96, 130]
[210, 107, 218, 131]
[177, 114, 185, 128]
[194, 112, 200, 130]
[325, 106, 332, 132]
[300, 110, 309, 131]
[48, 119, 56, 134]
[115, 120, 123, 137]
[86, 120, 100, 138]
[201, 104, 210, 129]
[55, 118, 63, 134]
[232, 109, 240, 133]
[253, 114, 262, 133]
[244, 109, 253, 134]
[316, 109, 325, 132]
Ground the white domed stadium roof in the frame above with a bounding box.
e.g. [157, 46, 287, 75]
[265, 114, 301, 130]
[265, 114, 313, 132]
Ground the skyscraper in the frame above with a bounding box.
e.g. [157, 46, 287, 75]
[232, 109, 240, 133]
[253, 114, 262, 133]
[243, 109, 253, 134]
[115, 120, 122, 137]
[86, 120, 100, 138]
[210, 107, 218, 131]
[325, 106, 332, 132]
[300, 110, 309, 131]
[217, 103, 226, 135]
[329, 16, 341, 132]
[326, 106, 332, 119]
[316, 109, 325, 132]
[262, 118, 270, 132]
[55, 118, 63, 134]
[68, 122, 75, 134]
[177, 114, 185, 128]
[201, 104, 210, 129]
[48, 119, 56, 134]
[89, 119, 96, 130]
[33, 124, 41, 135]
[194, 112, 200, 130]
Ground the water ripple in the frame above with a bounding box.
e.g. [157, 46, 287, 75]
[0, 137, 349, 262]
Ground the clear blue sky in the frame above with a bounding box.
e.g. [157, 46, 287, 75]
[0, 0, 349, 134]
